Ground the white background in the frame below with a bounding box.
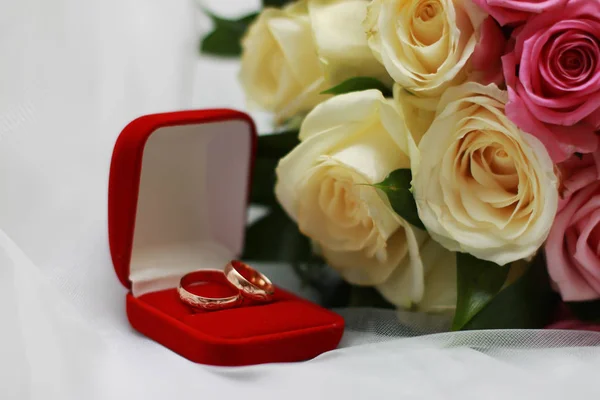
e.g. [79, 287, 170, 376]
[2, 0, 600, 399]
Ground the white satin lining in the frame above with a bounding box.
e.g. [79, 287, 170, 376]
[129, 121, 252, 296]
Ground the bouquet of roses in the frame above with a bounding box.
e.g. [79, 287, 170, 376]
[201, 0, 600, 330]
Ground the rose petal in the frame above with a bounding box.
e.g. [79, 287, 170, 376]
[574, 208, 600, 283]
[505, 89, 570, 162]
[546, 184, 600, 301]
[474, 0, 568, 26]
[471, 16, 506, 85]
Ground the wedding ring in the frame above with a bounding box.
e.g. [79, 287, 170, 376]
[224, 261, 275, 302]
[178, 270, 242, 311]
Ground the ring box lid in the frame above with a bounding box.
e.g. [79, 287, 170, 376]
[108, 109, 256, 295]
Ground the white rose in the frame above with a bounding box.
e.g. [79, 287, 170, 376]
[394, 84, 438, 143]
[378, 232, 457, 312]
[240, 2, 328, 122]
[364, 0, 485, 95]
[308, 0, 391, 86]
[413, 82, 559, 265]
[275, 90, 455, 310]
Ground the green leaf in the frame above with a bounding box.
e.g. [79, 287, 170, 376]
[200, 12, 258, 57]
[249, 131, 300, 206]
[374, 169, 425, 230]
[280, 115, 306, 131]
[249, 158, 278, 206]
[242, 207, 312, 263]
[321, 77, 393, 97]
[207, 12, 258, 34]
[263, 0, 294, 7]
[461, 254, 559, 330]
[452, 253, 510, 331]
[567, 300, 600, 323]
[256, 131, 300, 159]
[201, 29, 242, 57]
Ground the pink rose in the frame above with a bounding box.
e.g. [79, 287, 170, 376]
[546, 304, 600, 331]
[470, 17, 507, 86]
[547, 319, 600, 332]
[546, 151, 600, 301]
[502, 0, 600, 163]
[473, 0, 568, 26]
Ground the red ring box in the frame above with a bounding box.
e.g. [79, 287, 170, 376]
[108, 110, 344, 366]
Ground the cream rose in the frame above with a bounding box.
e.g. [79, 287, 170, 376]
[275, 90, 455, 310]
[365, 0, 485, 96]
[378, 232, 457, 312]
[394, 84, 438, 143]
[413, 82, 559, 265]
[308, 0, 391, 86]
[240, 2, 327, 122]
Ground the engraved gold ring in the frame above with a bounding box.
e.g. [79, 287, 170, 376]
[224, 260, 275, 302]
[177, 270, 242, 311]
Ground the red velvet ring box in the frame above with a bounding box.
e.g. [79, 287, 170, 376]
[108, 110, 344, 366]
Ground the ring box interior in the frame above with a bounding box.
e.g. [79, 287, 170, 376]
[108, 110, 344, 366]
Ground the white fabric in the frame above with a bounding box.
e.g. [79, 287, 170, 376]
[2, 0, 600, 399]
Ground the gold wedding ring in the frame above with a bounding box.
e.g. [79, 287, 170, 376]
[178, 270, 242, 311]
[224, 261, 275, 302]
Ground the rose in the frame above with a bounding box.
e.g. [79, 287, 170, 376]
[365, 0, 506, 142]
[557, 151, 600, 210]
[546, 151, 600, 301]
[275, 90, 455, 310]
[307, 0, 391, 86]
[469, 16, 507, 86]
[473, 0, 568, 26]
[378, 235, 457, 313]
[546, 305, 600, 331]
[413, 82, 559, 265]
[547, 319, 600, 332]
[393, 85, 438, 143]
[240, 2, 328, 122]
[502, 0, 600, 163]
[364, 0, 502, 96]
[393, 15, 507, 142]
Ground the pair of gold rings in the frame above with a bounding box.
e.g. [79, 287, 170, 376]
[177, 261, 275, 311]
